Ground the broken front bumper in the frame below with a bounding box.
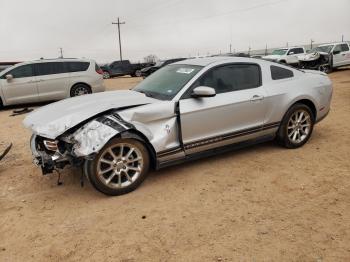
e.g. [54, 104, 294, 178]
[30, 135, 69, 174]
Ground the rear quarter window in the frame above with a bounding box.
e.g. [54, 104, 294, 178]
[67, 62, 90, 72]
[270, 65, 294, 80]
[36, 62, 67, 76]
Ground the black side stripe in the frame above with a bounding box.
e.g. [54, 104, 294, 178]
[184, 122, 280, 150]
[157, 121, 280, 157]
[157, 146, 183, 157]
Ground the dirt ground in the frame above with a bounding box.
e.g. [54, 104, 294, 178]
[0, 70, 349, 262]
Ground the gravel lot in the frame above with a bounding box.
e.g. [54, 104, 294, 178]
[0, 69, 349, 261]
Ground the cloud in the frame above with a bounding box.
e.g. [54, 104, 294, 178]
[0, 0, 349, 62]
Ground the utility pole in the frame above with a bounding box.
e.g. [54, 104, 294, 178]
[342, 34, 344, 42]
[229, 43, 232, 54]
[286, 42, 289, 47]
[248, 46, 251, 56]
[310, 39, 315, 50]
[59, 47, 63, 58]
[112, 17, 125, 62]
[265, 44, 268, 56]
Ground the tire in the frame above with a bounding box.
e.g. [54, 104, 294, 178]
[319, 65, 332, 74]
[85, 138, 150, 196]
[276, 103, 315, 149]
[135, 70, 142, 77]
[0, 98, 3, 110]
[103, 71, 110, 79]
[70, 84, 92, 97]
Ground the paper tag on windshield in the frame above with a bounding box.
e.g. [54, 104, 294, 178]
[176, 68, 194, 74]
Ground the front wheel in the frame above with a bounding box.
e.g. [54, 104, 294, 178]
[319, 65, 332, 74]
[276, 104, 314, 149]
[85, 138, 150, 196]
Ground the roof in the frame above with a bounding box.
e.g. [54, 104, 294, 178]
[175, 56, 266, 67]
[14, 58, 93, 67]
[319, 42, 348, 46]
[32, 58, 91, 62]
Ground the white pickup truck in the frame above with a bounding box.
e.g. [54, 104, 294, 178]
[262, 47, 306, 65]
[298, 42, 350, 73]
[316, 42, 350, 68]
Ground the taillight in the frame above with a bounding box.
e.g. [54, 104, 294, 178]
[95, 63, 103, 75]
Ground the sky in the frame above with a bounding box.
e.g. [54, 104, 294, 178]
[0, 0, 349, 63]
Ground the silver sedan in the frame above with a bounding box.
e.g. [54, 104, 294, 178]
[24, 57, 333, 196]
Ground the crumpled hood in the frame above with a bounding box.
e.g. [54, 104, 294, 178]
[23, 90, 157, 139]
[298, 52, 328, 62]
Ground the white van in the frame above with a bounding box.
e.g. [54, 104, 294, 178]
[0, 58, 105, 107]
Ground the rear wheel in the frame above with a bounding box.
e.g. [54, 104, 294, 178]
[85, 138, 150, 196]
[277, 104, 314, 148]
[103, 71, 110, 79]
[135, 70, 142, 77]
[70, 84, 92, 97]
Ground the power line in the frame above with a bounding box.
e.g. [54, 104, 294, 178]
[128, 0, 290, 30]
[112, 18, 126, 62]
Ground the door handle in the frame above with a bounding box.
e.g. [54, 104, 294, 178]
[250, 95, 264, 102]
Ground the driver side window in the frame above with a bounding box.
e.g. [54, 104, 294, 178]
[4, 64, 34, 79]
[184, 64, 261, 98]
[333, 45, 342, 53]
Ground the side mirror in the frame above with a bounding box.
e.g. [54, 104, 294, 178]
[192, 86, 216, 98]
[5, 74, 13, 81]
[288, 51, 294, 55]
[333, 50, 341, 55]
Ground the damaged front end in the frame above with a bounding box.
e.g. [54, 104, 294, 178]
[299, 52, 333, 73]
[30, 135, 77, 174]
[30, 112, 135, 175]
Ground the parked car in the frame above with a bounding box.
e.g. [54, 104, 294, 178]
[0, 59, 105, 108]
[262, 47, 306, 66]
[24, 56, 332, 196]
[298, 42, 350, 73]
[141, 58, 186, 77]
[100, 60, 152, 79]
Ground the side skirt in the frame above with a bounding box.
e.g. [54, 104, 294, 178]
[156, 134, 275, 169]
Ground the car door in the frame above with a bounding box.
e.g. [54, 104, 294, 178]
[287, 48, 300, 64]
[332, 44, 350, 67]
[0, 64, 39, 105]
[179, 63, 268, 155]
[110, 62, 124, 76]
[35, 62, 71, 101]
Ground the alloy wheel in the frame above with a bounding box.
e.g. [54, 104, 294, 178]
[97, 143, 143, 189]
[74, 86, 89, 96]
[287, 109, 312, 144]
[103, 72, 110, 79]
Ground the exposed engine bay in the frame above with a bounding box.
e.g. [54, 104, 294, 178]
[298, 52, 333, 73]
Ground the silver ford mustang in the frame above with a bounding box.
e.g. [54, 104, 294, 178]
[23, 57, 332, 195]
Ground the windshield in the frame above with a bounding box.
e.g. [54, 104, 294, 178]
[272, 49, 288, 55]
[133, 64, 203, 100]
[311, 45, 334, 53]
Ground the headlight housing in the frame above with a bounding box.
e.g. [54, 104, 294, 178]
[43, 140, 58, 151]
